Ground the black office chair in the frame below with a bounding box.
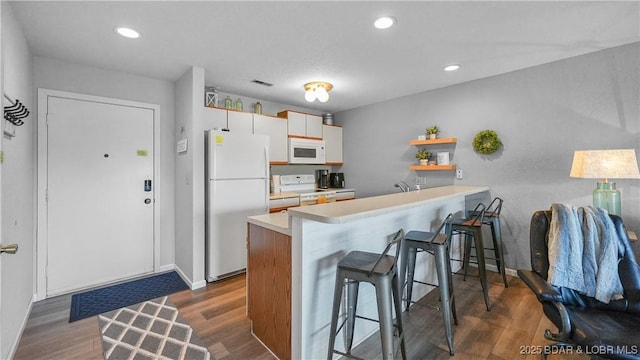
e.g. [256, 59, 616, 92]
[518, 210, 640, 360]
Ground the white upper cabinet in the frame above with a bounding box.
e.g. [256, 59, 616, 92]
[286, 111, 307, 137]
[323, 124, 343, 165]
[203, 107, 228, 130]
[278, 110, 323, 139]
[305, 114, 323, 139]
[253, 114, 288, 164]
[227, 110, 253, 134]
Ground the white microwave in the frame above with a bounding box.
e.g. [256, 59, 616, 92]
[288, 138, 325, 164]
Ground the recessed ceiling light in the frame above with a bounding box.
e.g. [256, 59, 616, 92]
[114, 26, 140, 39]
[374, 16, 396, 29]
[444, 64, 461, 72]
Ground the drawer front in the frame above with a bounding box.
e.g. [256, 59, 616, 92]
[269, 196, 300, 211]
[335, 191, 356, 201]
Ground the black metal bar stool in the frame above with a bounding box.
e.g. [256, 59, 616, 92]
[465, 197, 508, 287]
[327, 229, 407, 360]
[400, 213, 457, 355]
[447, 203, 492, 311]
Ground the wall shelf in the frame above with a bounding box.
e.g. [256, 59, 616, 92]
[409, 137, 457, 146]
[409, 137, 457, 171]
[409, 164, 456, 171]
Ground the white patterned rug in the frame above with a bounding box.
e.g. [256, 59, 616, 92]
[98, 296, 212, 360]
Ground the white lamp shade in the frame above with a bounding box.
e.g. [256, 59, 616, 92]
[316, 87, 329, 103]
[304, 89, 316, 102]
[570, 149, 640, 179]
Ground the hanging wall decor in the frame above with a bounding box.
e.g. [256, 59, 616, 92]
[3, 94, 29, 126]
[473, 129, 502, 154]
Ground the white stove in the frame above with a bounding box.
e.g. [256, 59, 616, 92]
[279, 174, 336, 206]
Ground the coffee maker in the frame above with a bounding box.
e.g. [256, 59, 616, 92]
[316, 169, 329, 189]
[330, 173, 345, 188]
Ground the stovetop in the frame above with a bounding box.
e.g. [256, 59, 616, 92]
[279, 174, 336, 198]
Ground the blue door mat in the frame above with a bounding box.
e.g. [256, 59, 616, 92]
[69, 271, 189, 322]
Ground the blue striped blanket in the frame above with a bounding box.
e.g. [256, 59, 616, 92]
[548, 204, 625, 303]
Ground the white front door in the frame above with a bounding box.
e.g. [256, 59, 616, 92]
[0, 92, 4, 358]
[44, 94, 155, 296]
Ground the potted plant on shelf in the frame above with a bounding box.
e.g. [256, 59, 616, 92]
[416, 149, 430, 166]
[426, 125, 439, 140]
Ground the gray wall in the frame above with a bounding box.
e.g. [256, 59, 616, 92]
[337, 43, 640, 271]
[1, 3, 35, 358]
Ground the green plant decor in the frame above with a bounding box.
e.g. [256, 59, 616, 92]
[416, 149, 430, 160]
[473, 130, 502, 154]
[426, 126, 439, 135]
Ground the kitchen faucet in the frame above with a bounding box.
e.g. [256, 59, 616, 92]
[394, 181, 410, 192]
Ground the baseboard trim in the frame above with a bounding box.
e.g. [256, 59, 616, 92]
[6, 294, 35, 360]
[157, 263, 175, 273]
[173, 264, 207, 290]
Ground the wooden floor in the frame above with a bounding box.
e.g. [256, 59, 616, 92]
[14, 270, 588, 360]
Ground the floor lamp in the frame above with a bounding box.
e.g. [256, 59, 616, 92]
[569, 149, 640, 216]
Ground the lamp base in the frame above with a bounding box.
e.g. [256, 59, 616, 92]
[593, 181, 621, 216]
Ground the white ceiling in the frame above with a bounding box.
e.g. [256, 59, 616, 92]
[8, 1, 640, 113]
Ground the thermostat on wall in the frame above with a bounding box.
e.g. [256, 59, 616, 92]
[177, 138, 188, 154]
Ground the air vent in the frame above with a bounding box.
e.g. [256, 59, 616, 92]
[251, 79, 274, 87]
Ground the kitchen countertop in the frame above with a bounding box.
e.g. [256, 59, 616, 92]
[248, 212, 290, 235]
[252, 185, 487, 233]
[269, 188, 356, 199]
[269, 192, 300, 200]
[328, 188, 356, 192]
[287, 185, 489, 224]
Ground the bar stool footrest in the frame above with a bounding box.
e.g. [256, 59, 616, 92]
[332, 349, 365, 360]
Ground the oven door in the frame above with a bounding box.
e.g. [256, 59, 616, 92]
[299, 192, 336, 206]
[289, 139, 325, 164]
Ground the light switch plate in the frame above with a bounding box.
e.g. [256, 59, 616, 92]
[177, 138, 188, 154]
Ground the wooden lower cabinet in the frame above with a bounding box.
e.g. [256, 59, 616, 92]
[247, 224, 292, 360]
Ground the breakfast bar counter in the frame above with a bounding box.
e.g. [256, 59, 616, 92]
[287, 185, 489, 224]
[247, 185, 490, 359]
[247, 212, 290, 235]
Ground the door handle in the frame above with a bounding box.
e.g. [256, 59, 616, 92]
[0, 244, 18, 255]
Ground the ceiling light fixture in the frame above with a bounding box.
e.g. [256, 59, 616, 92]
[114, 26, 140, 39]
[374, 16, 396, 29]
[444, 64, 461, 72]
[304, 82, 333, 103]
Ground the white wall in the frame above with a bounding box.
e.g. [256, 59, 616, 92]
[174, 67, 206, 288]
[1, 3, 35, 358]
[211, 89, 323, 118]
[337, 43, 640, 271]
[174, 71, 327, 287]
[33, 57, 177, 268]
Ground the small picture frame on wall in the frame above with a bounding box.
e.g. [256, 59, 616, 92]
[205, 87, 218, 108]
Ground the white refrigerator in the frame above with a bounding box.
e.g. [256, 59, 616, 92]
[205, 129, 270, 281]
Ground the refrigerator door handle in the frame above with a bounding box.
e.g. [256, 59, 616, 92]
[264, 179, 269, 212]
[264, 145, 269, 212]
[208, 131, 217, 180]
[264, 146, 269, 178]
